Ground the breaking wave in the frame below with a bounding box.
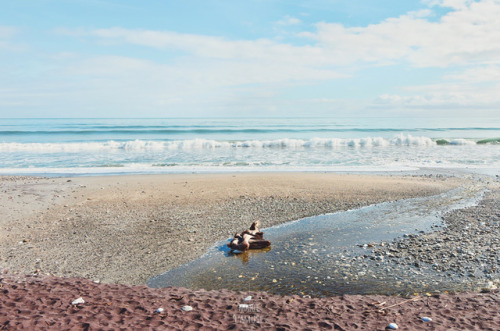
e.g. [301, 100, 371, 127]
[0, 135, 489, 153]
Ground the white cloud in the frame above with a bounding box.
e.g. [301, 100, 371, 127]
[62, 54, 344, 94]
[0, 26, 18, 38]
[57, 1, 500, 71]
[275, 15, 302, 26]
[0, 26, 21, 50]
[444, 65, 500, 82]
[7, 1, 500, 116]
[54, 27, 349, 93]
[375, 86, 500, 110]
[362, 1, 500, 112]
[87, 27, 333, 67]
[23, 53, 346, 117]
[376, 91, 473, 108]
[423, 0, 475, 9]
[373, 64, 500, 110]
[303, 0, 500, 67]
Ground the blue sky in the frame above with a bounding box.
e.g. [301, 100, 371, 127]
[1, 0, 499, 118]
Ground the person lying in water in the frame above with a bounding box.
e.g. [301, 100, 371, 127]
[227, 220, 271, 251]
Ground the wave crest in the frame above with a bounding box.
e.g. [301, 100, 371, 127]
[0, 135, 485, 153]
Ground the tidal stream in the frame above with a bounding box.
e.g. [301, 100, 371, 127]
[148, 183, 486, 297]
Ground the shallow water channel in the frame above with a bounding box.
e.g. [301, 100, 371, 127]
[148, 184, 485, 297]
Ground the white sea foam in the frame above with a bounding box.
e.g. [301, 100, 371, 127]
[390, 134, 435, 146]
[0, 164, 425, 175]
[448, 139, 476, 146]
[0, 135, 463, 153]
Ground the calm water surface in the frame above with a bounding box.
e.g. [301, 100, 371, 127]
[148, 183, 485, 297]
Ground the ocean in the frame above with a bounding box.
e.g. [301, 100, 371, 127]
[0, 117, 499, 176]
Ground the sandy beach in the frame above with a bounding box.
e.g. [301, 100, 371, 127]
[1, 172, 499, 330]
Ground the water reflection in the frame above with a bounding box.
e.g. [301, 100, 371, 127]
[228, 247, 272, 265]
[148, 185, 484, 297]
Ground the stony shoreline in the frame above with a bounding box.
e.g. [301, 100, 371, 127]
[293, 176, 500, 297]
[370, 185, 500, 292]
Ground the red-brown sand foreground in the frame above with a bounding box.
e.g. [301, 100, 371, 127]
[1, 274, 498, 331]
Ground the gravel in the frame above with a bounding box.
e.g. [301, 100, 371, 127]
[367, 186, 500, 293]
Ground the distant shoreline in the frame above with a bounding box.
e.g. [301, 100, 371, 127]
[1, 166, 499, 179]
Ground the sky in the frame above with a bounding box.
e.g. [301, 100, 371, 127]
[1, 0, 500, 118]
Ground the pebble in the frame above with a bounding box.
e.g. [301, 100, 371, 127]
[181, 305, 193, 312]
[368, 188, 499, 292]
[388, 322, 399, 329]
[71, 297, 85, 305]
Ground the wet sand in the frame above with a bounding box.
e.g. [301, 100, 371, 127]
[1, 172, 499, 330]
